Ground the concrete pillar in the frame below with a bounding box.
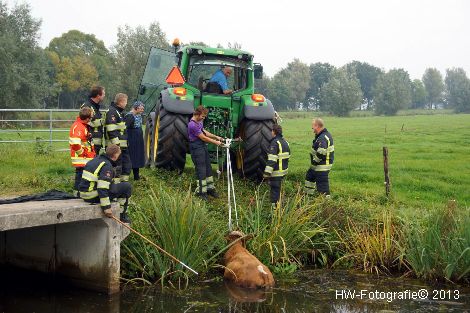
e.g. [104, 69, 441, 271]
[0, 218, 128, 294]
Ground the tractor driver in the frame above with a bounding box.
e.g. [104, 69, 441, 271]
[208, 66, 233, 94]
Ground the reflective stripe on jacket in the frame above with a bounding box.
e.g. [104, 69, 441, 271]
[105, 102, 128, 148]
[78, 155, 115, 210]
[264, 135, 290, 177]
[69, 117, 96, 167]
[310, 128, 334, 172]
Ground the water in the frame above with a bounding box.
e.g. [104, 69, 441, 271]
[1, 269, 469, 312]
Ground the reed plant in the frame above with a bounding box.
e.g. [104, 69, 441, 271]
[121, 183, 224, 287]
[334, 210, 405, 275]
[404, 201, 470, 283]
[238, 188, 328, 272]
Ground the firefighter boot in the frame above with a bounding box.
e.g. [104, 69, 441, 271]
[119, 197, 131, 224]
[207, 189, 219, 198]
[196, 193, 208, 201]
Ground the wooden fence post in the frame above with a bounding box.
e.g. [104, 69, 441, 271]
[383, 147, 390, 197]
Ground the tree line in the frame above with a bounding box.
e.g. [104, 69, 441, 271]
[1, 2, 470, 116]
[256, 60, 470, 115]
[0, 2, 169, 111]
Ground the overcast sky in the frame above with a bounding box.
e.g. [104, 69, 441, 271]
[9, 0, 470, 79]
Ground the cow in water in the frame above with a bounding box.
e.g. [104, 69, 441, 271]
[223, 231, 275, 288]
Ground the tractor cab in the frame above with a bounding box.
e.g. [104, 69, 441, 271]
[185, 55, 249, 94]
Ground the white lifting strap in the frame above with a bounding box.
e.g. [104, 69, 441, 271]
[225, 138, 238, 231]
[216, 144, 221, 179]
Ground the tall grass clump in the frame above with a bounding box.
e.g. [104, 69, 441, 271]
[121, 183, 223, 287]
[404, 201, 470, 283]
[238, 188, 328, 275]
[335, 210, 405, 275]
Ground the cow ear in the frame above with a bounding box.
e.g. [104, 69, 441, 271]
[241, 234, 254, 245]
[225, 234, 238, 241]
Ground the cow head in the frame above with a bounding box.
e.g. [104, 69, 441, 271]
[225, 230, 253, 247]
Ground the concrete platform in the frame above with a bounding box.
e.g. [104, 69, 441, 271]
[0, 199, 129, 294]
[0, 199, 110, 231]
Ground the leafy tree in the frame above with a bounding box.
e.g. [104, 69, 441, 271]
[305, 62, 335, 110]
[48, 30, 109, 58]
[113, 22, 170, 100]
[411, 79, 427, 109]
[345, 61, 383, 110]
[268, 59, 310, 110]
[187, 41, 209, 47]
[319, 68, 363, 116]
[48, 51, 98, 106]
[254, 76, 271, 98]
[0, 2, 51, 111]
[227, 42, 242, 50]
[268, 71, 291, 110]
[374, 69, 412, 115]
[445, 68, 470, 113]
[422, 68, 444, 109]
[47, 30, 115, 108]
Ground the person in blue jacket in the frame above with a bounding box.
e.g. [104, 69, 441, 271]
[208, 66, 233, 94]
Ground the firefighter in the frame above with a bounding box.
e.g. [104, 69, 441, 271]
[105, 93, 131, 182]
[188, 105, 224, 200]
[304, 118, 334, 196]
[69, 107, 96, 197]
[79, 144, 132, 223]
[263, 124, 290, 205]
[81, 86, 106, 154]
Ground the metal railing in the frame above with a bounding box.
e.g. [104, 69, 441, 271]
[0, 109, 77, 145]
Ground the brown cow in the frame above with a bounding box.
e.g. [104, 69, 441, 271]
[223, 231, 275, 288]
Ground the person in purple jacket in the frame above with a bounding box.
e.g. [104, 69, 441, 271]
[188, 105, 224, 200]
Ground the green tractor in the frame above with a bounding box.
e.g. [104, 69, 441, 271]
[137, 40, 276, 180]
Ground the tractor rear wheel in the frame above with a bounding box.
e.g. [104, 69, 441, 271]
[155, 108, 189, 172]
[241, 119, 275, 180]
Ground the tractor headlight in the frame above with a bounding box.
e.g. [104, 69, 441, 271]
[251, 94, 265, 102]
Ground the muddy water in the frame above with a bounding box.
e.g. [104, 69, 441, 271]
[1, 269, 469, 312]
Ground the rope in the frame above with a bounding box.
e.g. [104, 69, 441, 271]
[216, 144, 221, 179]
[111, 216, 198, 275]
[224, 138, 238, 231]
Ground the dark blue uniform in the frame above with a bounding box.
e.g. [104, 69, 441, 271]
[105, 102, 131, 182]
[304, 128, 334, 195]
[264, 135, 290, 204]
[79, 154, 132, 212]
[81, 98, 104, 154]
[125, 113, 145, 180]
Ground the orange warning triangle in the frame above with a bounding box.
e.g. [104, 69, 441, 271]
[165, 66, 185, 85]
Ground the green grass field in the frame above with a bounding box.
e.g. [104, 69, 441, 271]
[2, 112, 469, 208]
[282, 112, 470, 208]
